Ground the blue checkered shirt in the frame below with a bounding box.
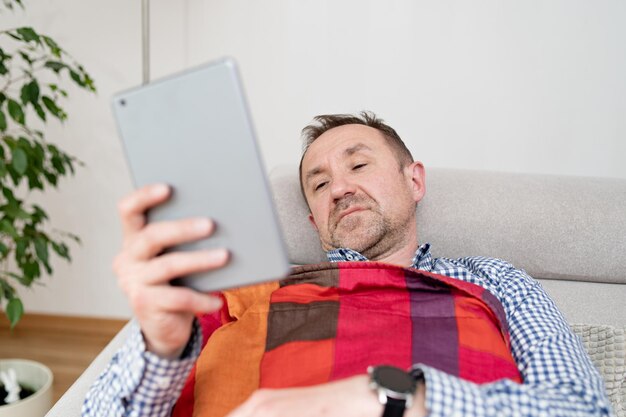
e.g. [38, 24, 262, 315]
[83, 243, 614, 416]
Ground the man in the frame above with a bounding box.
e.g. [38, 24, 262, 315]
[83, 112, 612, 417]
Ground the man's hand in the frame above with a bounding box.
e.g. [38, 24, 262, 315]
[226, 375, 427, 417]
[113, 184, 229, 359]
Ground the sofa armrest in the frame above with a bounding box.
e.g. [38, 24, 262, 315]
[45, 321, 132, 417]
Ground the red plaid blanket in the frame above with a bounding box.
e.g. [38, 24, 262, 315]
[173, 262, 522, 417]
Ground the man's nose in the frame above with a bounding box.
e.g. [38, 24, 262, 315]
[330, 177, 356, 201]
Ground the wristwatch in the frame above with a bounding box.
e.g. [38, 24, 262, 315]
[368, 365, 420, 417]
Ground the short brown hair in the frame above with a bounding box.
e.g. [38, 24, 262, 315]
[298, 111, 414, 206]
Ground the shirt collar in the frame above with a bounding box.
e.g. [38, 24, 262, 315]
[326, 242, 434, 272]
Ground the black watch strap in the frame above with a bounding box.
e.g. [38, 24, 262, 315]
[382, 397, 407, 417]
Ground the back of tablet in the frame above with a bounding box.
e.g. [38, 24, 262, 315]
[112, 58, 290, 292]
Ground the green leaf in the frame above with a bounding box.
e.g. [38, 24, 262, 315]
[4, 202, 31, 220]
[42, 36, 62, 58]
[16, 136, 30, 148]
[64, 154, 77, 174]
[7, 99, 25, 125]
[30, 205, 48, 224]
[16, 27, 40, 44]
[34, 236, 49, 264]
[3, 0, 24, 11]
[15, 237, 27, 259]
[2, 185, 16, 203]
[47, 143, 59, 155]
[32, 141, 44, 163]
[43, 171, 57, 186]
[7, 168, 20, 186]
[20, 83, 30, 104]
[6, 297, 24, 329]
[51, 241, 70, 261]
[33, 139, 44, 154]
[26, 173, 43, 190]
[84, 73, 96, 92]
[0, 241, 8, 257]
[0, 280, 14, 300]
[69, 70, 84, 87]
[0, 220, 18, 238]
[18, 51, 33, 65]
[66, 232, 81, 244]
[33, 101, 46, 121]
[11, 147, 28, 174]
[20, 80, 40, 105]
[44, 61, 67, 73]
[51, 155, 66, 175]
[42, 96, 66, 121]
[23, 260, 41, 281]
[0, 109, 6, 131]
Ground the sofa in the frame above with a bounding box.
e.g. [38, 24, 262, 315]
[46, 166, 626, 416]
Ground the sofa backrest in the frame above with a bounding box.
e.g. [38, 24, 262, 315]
[270, 165, 626, 282]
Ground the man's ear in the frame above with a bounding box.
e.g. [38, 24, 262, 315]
[308, 213, 319, 232]
[407, 161, 426, 203]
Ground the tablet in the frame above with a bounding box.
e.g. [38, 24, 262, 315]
[112, 58, 290, 292]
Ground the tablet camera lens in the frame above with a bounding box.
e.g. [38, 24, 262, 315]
[120, 99, 126, 106]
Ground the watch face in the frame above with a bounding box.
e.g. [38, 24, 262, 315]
[372, 366, 415, 394]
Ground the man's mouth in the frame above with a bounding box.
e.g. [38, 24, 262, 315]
[337, 206, 365, 221]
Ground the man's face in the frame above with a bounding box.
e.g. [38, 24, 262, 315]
[301, 124, 425, 259]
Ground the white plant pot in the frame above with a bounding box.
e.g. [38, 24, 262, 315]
[0, 359, 53, 417]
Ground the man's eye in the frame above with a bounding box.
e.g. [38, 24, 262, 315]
[315, 182, 327, 191]
[353, 163, 367, 170]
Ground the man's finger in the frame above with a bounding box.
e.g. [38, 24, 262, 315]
[139, 249, 230, 285]
[128, 217, 215, 260]
[118, 184, 171, 236]
[143, 285, 223, 314]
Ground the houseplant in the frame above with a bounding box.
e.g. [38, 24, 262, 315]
[1, 0, 96, 413]
[0, 0, 96, 328]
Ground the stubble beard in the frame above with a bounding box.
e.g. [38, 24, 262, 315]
[328, 195, 409, 260]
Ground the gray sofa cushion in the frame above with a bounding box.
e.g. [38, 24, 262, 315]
[537, 279, 626, 327]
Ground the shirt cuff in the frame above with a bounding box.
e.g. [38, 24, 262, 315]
[112, 319, 203, 404]
[418, 364, 484, 417]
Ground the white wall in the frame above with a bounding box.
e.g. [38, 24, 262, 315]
[3, 0, 625, 319]
[180, 0, 626, 178]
